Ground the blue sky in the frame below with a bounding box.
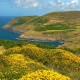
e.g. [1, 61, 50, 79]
[0, 0, 80, 16]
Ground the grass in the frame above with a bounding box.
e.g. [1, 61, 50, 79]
[0, 54, 47, 80]
[0, 39, 79, 80]
[3, 43, 80, 80]
[12, 18, 27, 26]
[34, 23, 76, 31]
[28, 17, 48, 24]
[42, 29, 75, 35]
[0, 39, 55, 49]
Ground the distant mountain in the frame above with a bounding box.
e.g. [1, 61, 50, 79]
[3, 11, 80, 54]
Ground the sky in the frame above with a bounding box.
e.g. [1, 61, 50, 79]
[0, 0, 80, 16]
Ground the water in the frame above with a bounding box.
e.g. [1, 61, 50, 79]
[0, 16, 63, 46]
[28, 40, 63, 47]
[0, 16, 20, 40]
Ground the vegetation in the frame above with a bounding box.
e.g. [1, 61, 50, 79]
[20, 70, 72, 80]
[3, 11, 80, 54]
[1, 11, 80, 79]
[0, 39, 55, 49]
[0, 39, 27, 49]
[12, 18, 26, 26]
[34, 23, 76, 31]
[42, 29, 75, 35]
[2, 43, 80, 80]
[0, 54, 47, 80]
[0, 39, 80, 80]
[28, 17, 48, 24]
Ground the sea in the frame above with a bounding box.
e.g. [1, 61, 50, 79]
[0, 16, 63, 46]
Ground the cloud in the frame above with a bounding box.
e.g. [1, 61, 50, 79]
[48, 0, 79, 10]
[70, 0, 78, 8]
[14, 0, 79, 10]
[71, 0, 78, 4]
[15, 0, 39, 8]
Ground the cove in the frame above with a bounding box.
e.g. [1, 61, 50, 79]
[0, 16, 63, 46]
[0, 16, 20, 40]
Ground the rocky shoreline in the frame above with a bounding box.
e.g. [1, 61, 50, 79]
[3, 27, 65, 44]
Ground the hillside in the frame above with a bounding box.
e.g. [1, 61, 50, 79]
[3, 11, 80, 55]
[0, 40, 80, 80]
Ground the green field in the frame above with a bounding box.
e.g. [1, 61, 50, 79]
[35, 23, 76, 31]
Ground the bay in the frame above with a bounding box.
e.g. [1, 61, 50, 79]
[0, 16, 63, 46]
[0, 16, 20, 40]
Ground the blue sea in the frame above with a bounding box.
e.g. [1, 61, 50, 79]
[0, 16, 63, 46]
[0, 16, 20, 40]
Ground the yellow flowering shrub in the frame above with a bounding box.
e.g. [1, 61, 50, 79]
[3, 44, 80, 80]
[18, 44, 80, 72]
[0, 54, 47, 80]
[53, 49, 80, 63]
[7, 54, 27, 67]
[19, 70, 72, 80]
[6, 54, 47, 69]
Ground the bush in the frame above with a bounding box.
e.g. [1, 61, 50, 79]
[19, 70, 72, 80]
[35, 23, 76, 31]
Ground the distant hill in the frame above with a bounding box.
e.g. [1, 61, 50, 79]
[3, 11, 80, 55]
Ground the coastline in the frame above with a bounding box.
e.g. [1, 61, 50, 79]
[17, 37, 64, 43]
[3, 28, 64, 44]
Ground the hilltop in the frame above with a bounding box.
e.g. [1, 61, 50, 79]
[3, 11, 80, 55]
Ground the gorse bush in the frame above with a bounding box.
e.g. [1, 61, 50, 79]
[0, 54, 47, 80]
[19, 70, 72, 80]
[4, 44, 80, 80]
[0, 40, 80, 80]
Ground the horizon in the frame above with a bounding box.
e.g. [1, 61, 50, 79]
[0, 10, 80, 17]
[0, 0, 80, 16]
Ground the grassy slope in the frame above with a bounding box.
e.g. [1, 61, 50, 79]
[1, 42, 79, 80]
[0, 41, 76, 80]
[19, 70, 72, 80]
[0, 54, 48, 80]
[3, 11, 80, 55]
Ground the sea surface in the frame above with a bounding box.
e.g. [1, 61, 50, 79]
[0, 16, 63, 46]
[0, 16, 20, 40]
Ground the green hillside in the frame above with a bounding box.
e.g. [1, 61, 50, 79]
[0, 40, 80, 80]
[3, 11, 80, 55]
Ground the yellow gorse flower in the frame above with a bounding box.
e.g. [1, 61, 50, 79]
[19, 70, 72, 80]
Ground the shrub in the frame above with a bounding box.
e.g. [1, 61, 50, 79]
[19, 70, 72, 80]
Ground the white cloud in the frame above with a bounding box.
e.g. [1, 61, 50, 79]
[15, 0, 39, 8]
[71, 0, 78, 7]
[65, 0, 79, 9]
[14, 0, 80, 10]
[71, 0, 78, 4]
[49, 0, 79, 9]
